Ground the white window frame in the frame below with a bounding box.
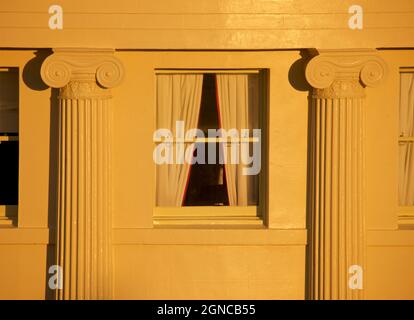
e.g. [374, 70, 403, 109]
[153, 69, 267, 227]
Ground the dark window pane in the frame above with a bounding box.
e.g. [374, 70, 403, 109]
[183, 143, 229, 206]
[197, 73, 220, 133]
[0, 140, 19, 205]
[183, 74, 229, 206]
[0, 68, 19, 133]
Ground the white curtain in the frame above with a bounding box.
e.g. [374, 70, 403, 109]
[399, 73, 414, 205]
[216, 74, 257, 206]
[156, 74, 203, 206]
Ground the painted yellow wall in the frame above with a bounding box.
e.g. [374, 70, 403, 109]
[0, 0, 413, 301]
[0, 49, 413, 299]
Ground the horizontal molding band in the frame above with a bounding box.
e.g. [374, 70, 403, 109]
[0, 228, 306, 245]
[0, 228, 52, 244]
[2, 228, 413, 246]
[113, 228, 307, 245]
[2, 0, 414, 14]
[1, 29, 414, 49]
[1, 12, 414, 30]
[367, 230, 414, 246]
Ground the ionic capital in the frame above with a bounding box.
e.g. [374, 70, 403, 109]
[40, 48, 125, 89]
[305, 49, 387, 98]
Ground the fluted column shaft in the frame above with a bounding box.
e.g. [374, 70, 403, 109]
[41, 49, 124, 299]
[309, 86, 365, 300]
[305, 50, 386, 300]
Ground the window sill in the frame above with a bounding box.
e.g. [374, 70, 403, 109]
[398, 207, 414, 229]
[154, 217, 264, 228]
[153, 206, 264, 228]
[0, 216, 17, 227]
[0, 135, 18, 143]
[0, 205, 17, 227]
[398, 215, 414, 229]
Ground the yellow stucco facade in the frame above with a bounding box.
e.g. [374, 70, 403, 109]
[0, 1, 413, 300]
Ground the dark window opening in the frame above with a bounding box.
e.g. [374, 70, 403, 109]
[183, 142, 229, 206]
[183, 74, 229, 206]
[0, 137, 19, 205]
[0, 67, 19, 209]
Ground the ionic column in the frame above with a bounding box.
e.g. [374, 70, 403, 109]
[41, 49, 124, 299]
[305, 50, 386, 300]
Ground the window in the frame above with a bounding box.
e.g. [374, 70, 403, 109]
[0, 67, 19, 227]
[398, 69, 414, 228]
[153, 70, 266, 225]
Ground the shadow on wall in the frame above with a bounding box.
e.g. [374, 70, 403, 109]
[288, 50, 312, 93]
[23, 49, 58, 300]
[288, 49, 314, 300]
